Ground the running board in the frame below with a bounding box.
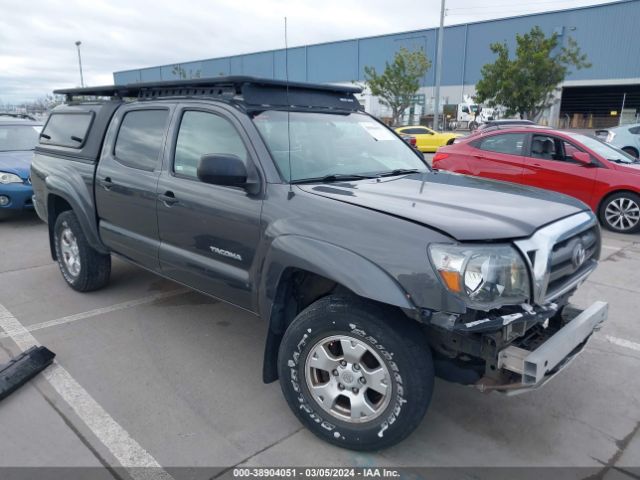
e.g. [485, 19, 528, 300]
[0, 346, 56, 401]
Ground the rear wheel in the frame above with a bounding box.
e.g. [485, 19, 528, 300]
[599, 192, 640, 233]
[622, 147, 639, 159]
[278, 295, 434, 451]
[54, 211, 111, 291]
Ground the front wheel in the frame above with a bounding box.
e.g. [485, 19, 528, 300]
[599, 192, 640, 233]
[54, 211, 111, 291]
[278, 295, 434, 451]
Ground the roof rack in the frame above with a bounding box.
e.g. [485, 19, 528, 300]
[0, 113, 37, 121]
[54, 76, 361, 99]
[54, 76, 364, 112]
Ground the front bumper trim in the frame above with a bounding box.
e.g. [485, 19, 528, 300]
[497, 300, 608, 386]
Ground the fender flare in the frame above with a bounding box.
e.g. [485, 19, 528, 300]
[45, 176, 108, 257]
[259, 235, 414, 383]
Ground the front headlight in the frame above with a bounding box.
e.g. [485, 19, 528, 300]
[0, 172, 23, 184]
[606, 131, 616, 143]
[429, 244, 530, 310]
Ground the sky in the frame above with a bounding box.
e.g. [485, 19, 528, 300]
[0, 0, 616, 104]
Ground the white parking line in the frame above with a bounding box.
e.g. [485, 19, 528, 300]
[0, 302, 175, 480]
[606, 335, 640, 353]
[0, 288, 188, 340]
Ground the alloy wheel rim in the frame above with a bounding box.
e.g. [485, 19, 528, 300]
[60, 223, 81, 277]
[304, 334, 391, 423]
[605, 197, 640, 231]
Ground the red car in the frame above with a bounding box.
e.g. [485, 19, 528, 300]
[433, 127, 640, 233]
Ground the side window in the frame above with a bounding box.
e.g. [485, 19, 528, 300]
[477, 133, 526, 155]
[114, 109, 169, 171]
[562, 140, 582, 161]
[629, 126, 640, 135]
[530, 135, 560, 161]
[404, 127, 429, 135]
[174, 111, 248, 180]
[40, 113, 93, 148]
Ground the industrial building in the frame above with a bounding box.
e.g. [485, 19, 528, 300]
[114, 0, 640, 128]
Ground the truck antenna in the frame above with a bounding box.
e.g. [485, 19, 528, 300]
[285, 16, 294, 199]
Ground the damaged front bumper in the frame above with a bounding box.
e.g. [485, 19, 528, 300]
[477, 301, 608, 395]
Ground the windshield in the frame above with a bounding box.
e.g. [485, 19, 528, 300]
[0, 125, 42, 152]
[565, 132, 638, 164]
[252, 111, 428, 182]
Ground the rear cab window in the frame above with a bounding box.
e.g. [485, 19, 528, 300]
[40, 113, 93, 148]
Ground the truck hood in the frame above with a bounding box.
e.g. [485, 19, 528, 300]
[0, 150, 33, 180]
[297, 171, 588, 241]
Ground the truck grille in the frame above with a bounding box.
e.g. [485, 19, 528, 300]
[545, 226, 599, 300]
[514, 212, 600, 305]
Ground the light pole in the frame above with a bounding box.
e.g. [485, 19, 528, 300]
[433, 0, 445, 131]
[75, 41, 84, 88]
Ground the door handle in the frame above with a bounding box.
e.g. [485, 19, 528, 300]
[158, 191, 178, 206]
[102, 177, 113, 190]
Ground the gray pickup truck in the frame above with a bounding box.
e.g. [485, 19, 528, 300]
[31, 77, 607, 450]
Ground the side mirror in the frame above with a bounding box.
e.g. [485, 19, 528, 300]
[197, 154, 248, 187]
[572, 151, 592, 165]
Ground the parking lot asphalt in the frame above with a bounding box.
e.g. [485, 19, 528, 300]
[1, 212, 639, 479]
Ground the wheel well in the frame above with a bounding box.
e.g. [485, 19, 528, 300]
[262, 268, 347, 383]
[622, 146, 639, 157]
[47, 195, 72, 260]
[597, 189, 640, 217]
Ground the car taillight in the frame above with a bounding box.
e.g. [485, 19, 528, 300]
[408, 137, 416, 146]
[433, 152, 449, 163]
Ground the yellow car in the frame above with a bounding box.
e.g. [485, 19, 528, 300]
[395, 126, 462, 152]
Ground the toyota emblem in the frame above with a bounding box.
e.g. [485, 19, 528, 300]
[572, 242, 587, 268]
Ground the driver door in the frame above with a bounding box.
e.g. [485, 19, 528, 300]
[156, 104, 263, 311]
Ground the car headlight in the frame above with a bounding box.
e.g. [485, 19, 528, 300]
[606, 131, 616, 143]
[0, 172, 23, 184]
[429, 244, 530, 310]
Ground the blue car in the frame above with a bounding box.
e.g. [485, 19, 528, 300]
[0, 114, 42, 219]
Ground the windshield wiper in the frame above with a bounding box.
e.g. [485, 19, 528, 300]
[609, 158, 638, 164]
[291, 173, 377, 184]
[375, 168, 422, 178]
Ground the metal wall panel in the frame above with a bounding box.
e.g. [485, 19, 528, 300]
[113, 0, 640, 87]
[274, 47, 307, 81]
[202, 58, 231, 77]
[307, 40, 358, 83]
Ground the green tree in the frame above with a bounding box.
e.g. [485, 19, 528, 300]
[364, 47, 431, 126]
[475, 26, 590, 120]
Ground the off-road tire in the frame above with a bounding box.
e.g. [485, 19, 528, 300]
[54, 211, 111, 292]
[599, 191, 640, 234]
[278, 295, 434, 451]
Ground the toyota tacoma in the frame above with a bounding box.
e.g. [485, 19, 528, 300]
[31, 77, 607, 450]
